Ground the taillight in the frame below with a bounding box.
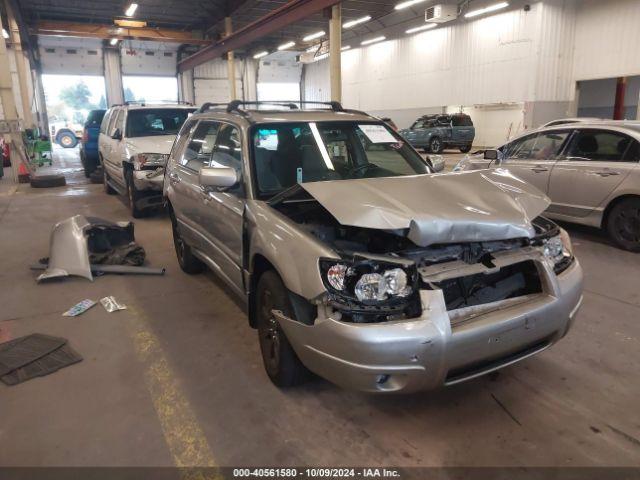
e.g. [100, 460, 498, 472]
[82, 129, 89, 142]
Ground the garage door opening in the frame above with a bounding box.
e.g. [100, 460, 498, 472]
[122, 76, 178, 103]
[42, 74, 107, 148]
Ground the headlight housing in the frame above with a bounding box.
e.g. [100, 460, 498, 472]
[319, 257, 418, 306]
[134, 153, 169, 170]
[540, 228, 573, 274]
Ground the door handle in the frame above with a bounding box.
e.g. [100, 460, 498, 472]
[588, 170, 620, 177]
[168, 172, 180, 185]
[530, 166, 549, 173]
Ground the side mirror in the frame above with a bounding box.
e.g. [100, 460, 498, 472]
[427, 154, 445, 173]
[199, 166, 239, 189]
[484, 149, 499, 161]
[111, 129, 122, 140]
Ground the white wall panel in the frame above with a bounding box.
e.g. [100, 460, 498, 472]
[574, 0, 640, 80]
[193, 58, 257, 105]
[39, 37, 103, 76]
[302, 59, 330, 103]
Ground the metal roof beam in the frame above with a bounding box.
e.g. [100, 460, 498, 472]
[178, 0, 340, 72]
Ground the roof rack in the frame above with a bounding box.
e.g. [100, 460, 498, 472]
[195, 100, 345, 115]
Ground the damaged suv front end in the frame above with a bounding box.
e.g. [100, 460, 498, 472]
[262, 171, 582, 393]
[166, 106, 583, 393]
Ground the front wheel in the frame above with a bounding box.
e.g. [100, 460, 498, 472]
[257, 271, 309, 387]
[170, 210, 204, 274]
[460, 144, 472, 153]
[429, 137, 443, 154]
[126, 169, 145, 218]
[606, 198, 640, 252]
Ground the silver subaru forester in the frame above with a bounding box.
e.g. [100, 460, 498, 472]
[163, 101, 583, 393]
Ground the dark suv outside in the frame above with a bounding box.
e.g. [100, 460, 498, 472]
[400, 113, 475, 154]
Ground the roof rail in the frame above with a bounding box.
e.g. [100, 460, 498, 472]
[195, 100, 345, 115]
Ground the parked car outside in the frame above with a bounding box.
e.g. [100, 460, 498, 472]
[49, 115, 82, 149]
[454, 122, 640, 251]
[99, 103, 195, 217]
[399, 113, 475, 153]
[164, 101, 583, 393]
[80, 109, 106, 177]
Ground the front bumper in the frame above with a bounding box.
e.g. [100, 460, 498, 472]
[132, 167, 165, 191]
[277, 258, 583, 393]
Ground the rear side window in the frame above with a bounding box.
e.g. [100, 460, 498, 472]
[565, 129, 637, 162]
[452, 115, 473, 127]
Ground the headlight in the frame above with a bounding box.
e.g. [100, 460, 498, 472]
[134, 153, 169, 170]
[319, 258, 416, 305]
[540, 228, 573, 273]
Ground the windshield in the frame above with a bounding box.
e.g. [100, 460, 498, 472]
[126, 108, 195, 138]
[251, 121, 430, 198]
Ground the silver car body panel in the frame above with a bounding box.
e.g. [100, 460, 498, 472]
[300, 169, 550, 247]
[37, 215, 93, 282]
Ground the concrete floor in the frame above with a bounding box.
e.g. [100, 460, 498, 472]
[0, 147, 639, 468]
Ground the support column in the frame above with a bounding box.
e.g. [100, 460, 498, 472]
[613, 76, 627, 120]
[225, 17, 237, 101]
[104, 47, 124, 106]
[6, 0, 34, 128]
[329, 3, 342, 104]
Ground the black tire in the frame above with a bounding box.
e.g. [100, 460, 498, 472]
[125, 169, 145, 218]
[460, 144, 472, 153]
[57, 131, 77, 149]
[606, 198, 640, 252]
[170, 210, 205, 274]
[30, 174, 66, 188]
[429, 137, 443, 154]
[256, 271, 309, 387]
[102, 165, 116, 195]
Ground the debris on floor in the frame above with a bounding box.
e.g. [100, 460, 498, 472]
[0, 334, 82, 386]
[100, 296, 127, 313]
[62, 299, 96, 317]
[34, 215, 165, 282]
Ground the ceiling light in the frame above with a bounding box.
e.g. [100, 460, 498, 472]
[277, 41, 296, 50]
[406, 23, 437, 34]
[395, 0, 427, 10]
[464, 2, 509, 18]
[361, 36, 385, 46]
[2, 29, 8, 39]
[303, 31, 325, 42]
[341, 45, 351, 51]
[253, 51, 269, 59]
[125, 3, 138, 17]
[110, 38, 119, 46]
[343, 15, 371, 29]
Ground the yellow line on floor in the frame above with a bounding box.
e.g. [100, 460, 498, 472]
[128, 304, 221, 478]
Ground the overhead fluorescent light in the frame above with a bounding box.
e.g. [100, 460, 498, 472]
[361, 36, 386, 46]
[303, 31, 325, 42]
[2, 28, 8, 39]
[464, 1, 509, 18]
[406, 23, 438, 34]
[341, 45, 351, 51]
[253, 51, 269, 59]
[395, 0, 427, 10]
[125, 3, 138, 17]
[343, 15, 371, 29]
[277, 41, 296, 50]
[110, 38, 119, 46]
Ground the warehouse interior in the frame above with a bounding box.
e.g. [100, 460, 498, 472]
[0, 0, 639, 478]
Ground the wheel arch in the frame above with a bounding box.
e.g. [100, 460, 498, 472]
[601, 194, 640, 229]
[248, 254, 278, 328]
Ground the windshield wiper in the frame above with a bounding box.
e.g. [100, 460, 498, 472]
[348, 163, 377, 176]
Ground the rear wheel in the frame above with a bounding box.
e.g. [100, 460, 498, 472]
[57, 131, 77, 148]
[257, 271, 308, 387]
[429, 137, 443, 154]
[460, 144, 472, 153]
[606, 198, 640, 252]
[170, 210, 204, 274]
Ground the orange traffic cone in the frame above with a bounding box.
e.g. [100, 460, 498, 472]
[18, 162, 30, 183]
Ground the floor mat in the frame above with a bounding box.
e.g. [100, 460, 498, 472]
[1, 343, 83, 386]
[0, 334, 67, 376]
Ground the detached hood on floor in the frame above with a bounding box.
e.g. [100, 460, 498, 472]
[299, 169, 550, 247]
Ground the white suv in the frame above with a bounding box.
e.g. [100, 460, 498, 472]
[99, 103, 195, 217]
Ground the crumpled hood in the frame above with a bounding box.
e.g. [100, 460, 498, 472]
[300, 169, 550, 247]
[125, 135, 176, 156]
